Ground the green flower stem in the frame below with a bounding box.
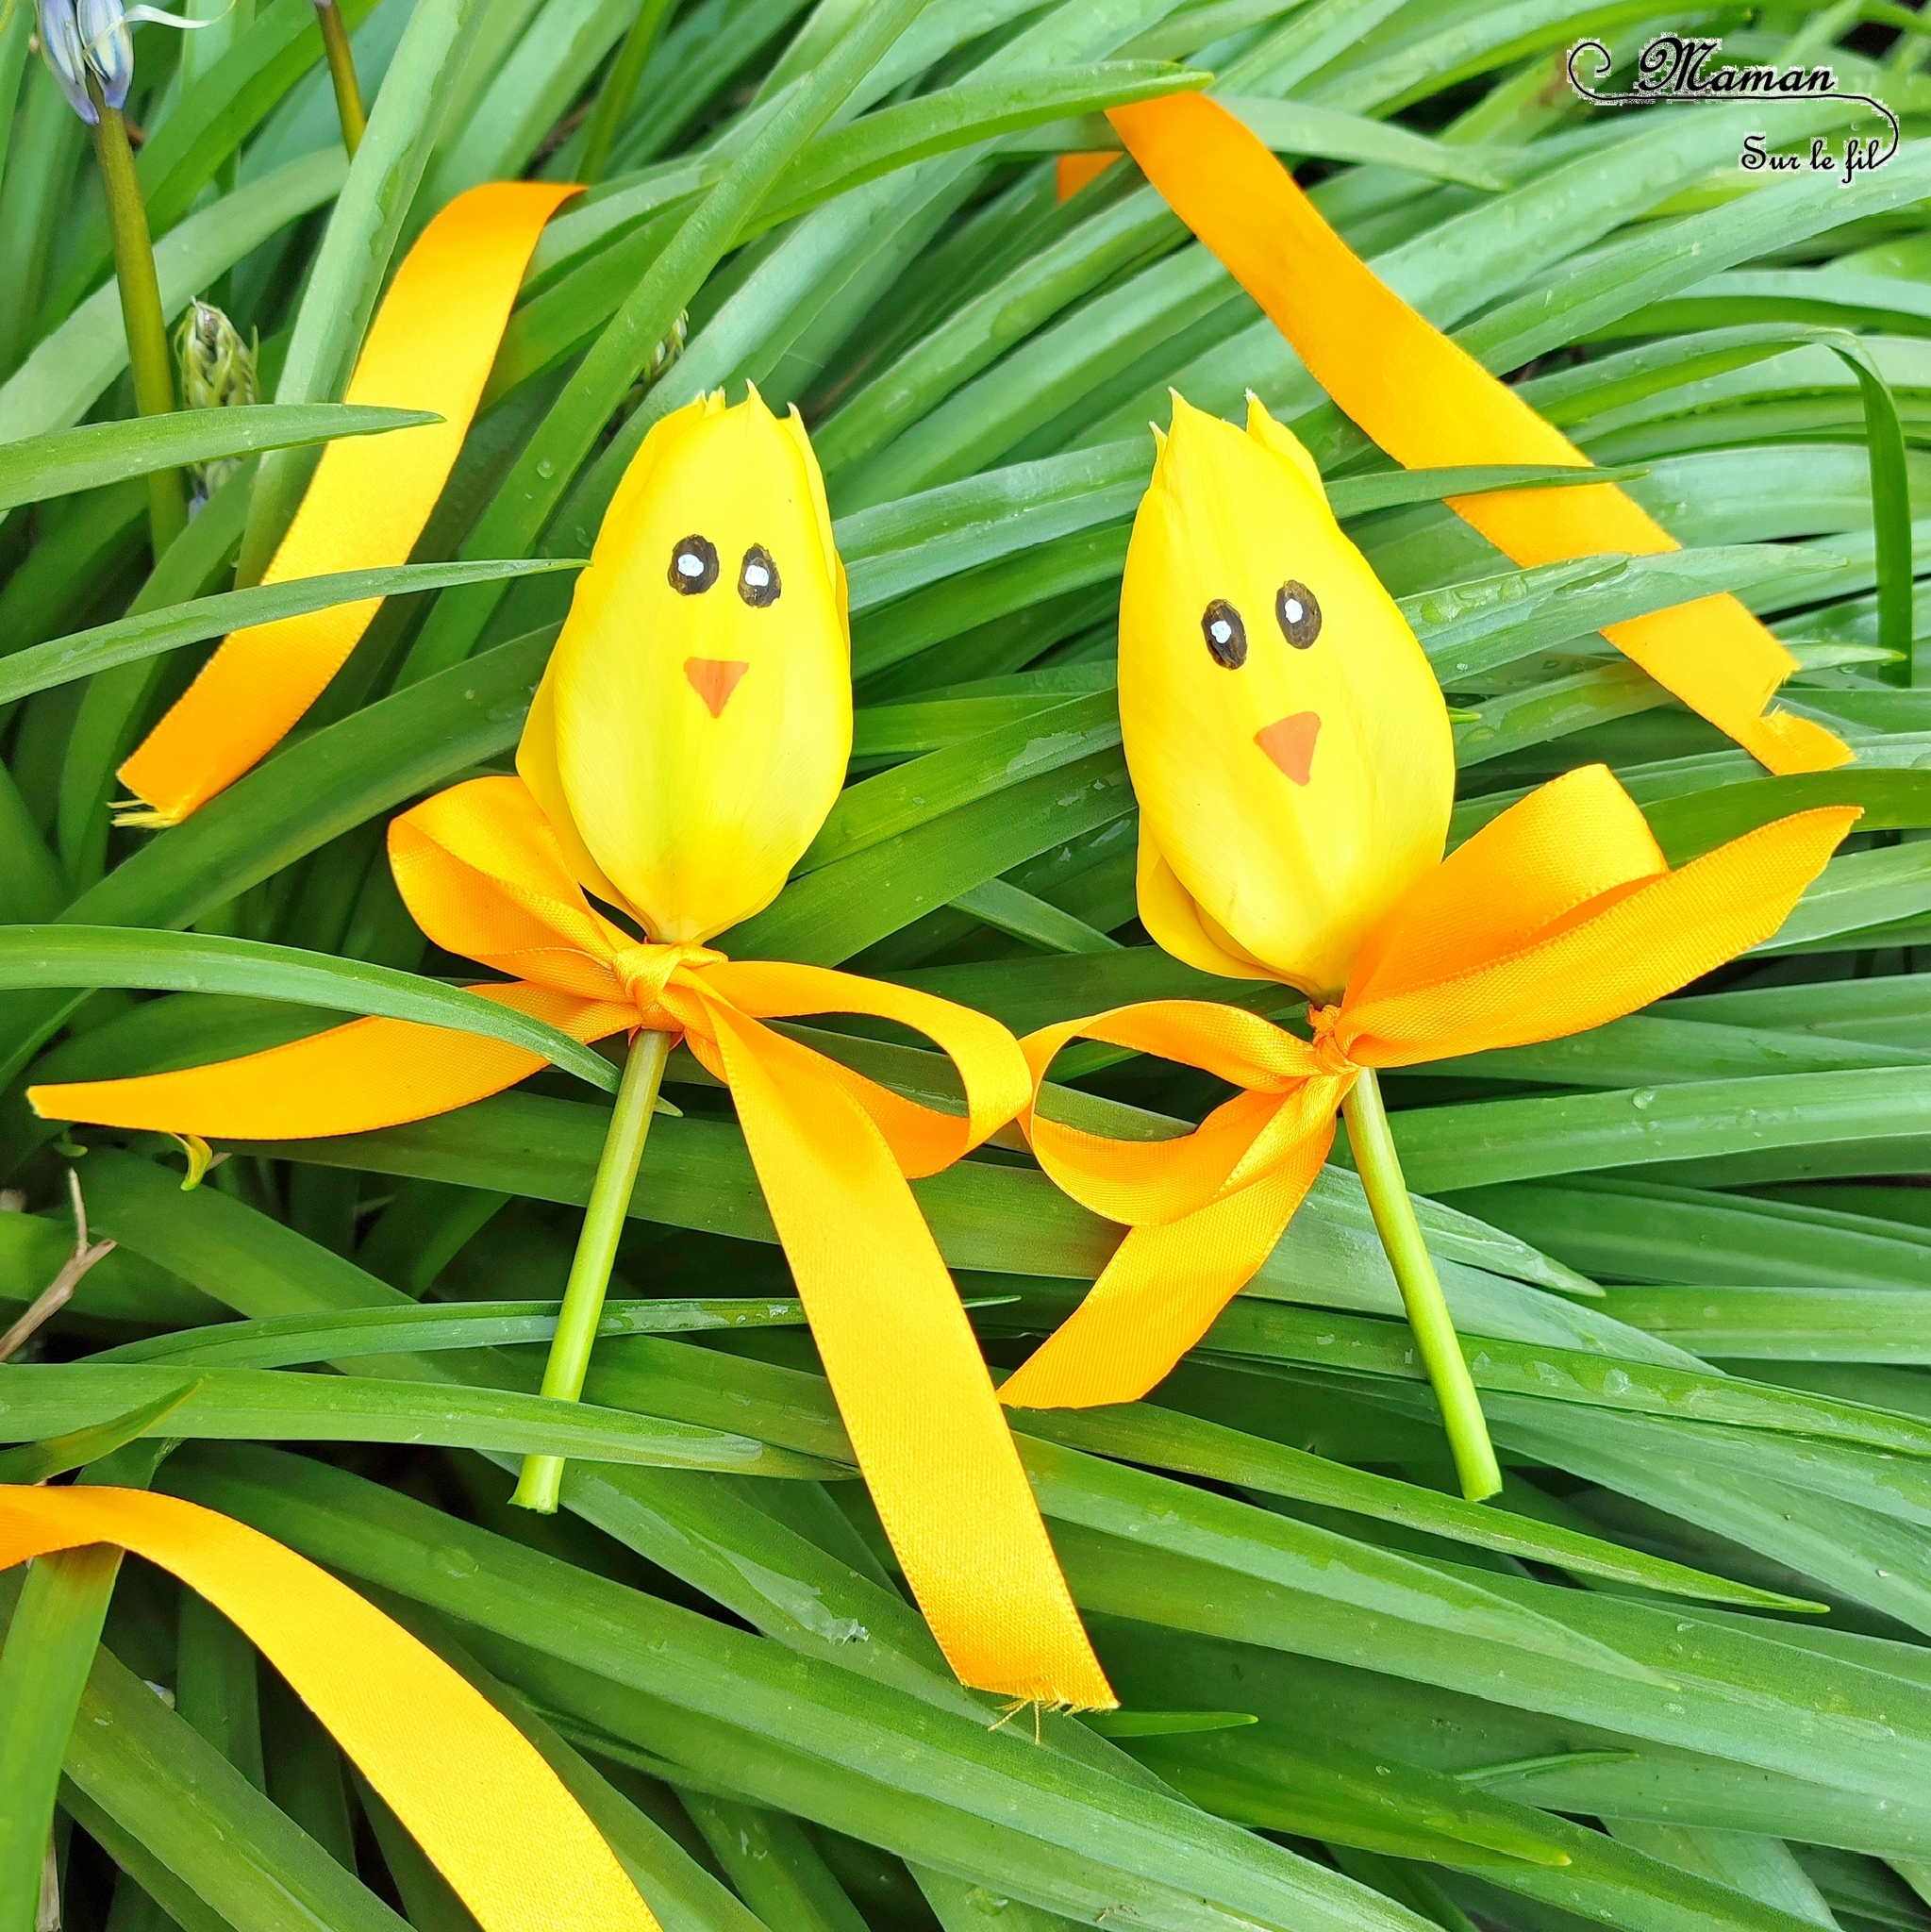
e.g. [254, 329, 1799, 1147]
[512, 1027, 672, 1513]
[316, 0, 366, 158]
[87, 83, 188, 560]
[1340, 1067, 1502, 1502]
[577, 0, 675, 183]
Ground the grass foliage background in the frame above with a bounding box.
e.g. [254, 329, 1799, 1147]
[6, 1, 1931, 1930]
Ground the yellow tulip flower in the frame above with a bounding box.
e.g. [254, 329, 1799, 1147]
[520, 387, 852, 941]
[1123, 394, 1454, 997]
[1001, 391, 1854, 1504]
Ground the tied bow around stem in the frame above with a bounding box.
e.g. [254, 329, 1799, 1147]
[998, 769, 1858, 1502]
[30, 776, 1113, 1709]
[1001, 998, 1496, 1496]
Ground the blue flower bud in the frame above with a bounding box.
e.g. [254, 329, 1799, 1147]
[34, 0, 98, 123]
[75, 0, 134, 109]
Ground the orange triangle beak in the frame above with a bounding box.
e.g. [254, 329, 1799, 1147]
[683, 657, 750, 718]
[1255, 711, 1321, 785]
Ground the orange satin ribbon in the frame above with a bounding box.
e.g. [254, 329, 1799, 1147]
[118, 182, 579, 828]
[32, 777, 1112, 1710]
[999, 768, 1856, 1410]
[1056, 153, 1120, 200]
[0, 1484, 661, 1932]
[1100, 93, 1852, 778]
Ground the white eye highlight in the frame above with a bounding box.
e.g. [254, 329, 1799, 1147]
[1201, 597, 1247, 668]
[1276, 579, 1322, 648]
[738, 542, 781, 608]
[668, 534, 720, 593]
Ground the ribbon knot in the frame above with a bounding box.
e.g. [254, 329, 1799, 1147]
[1307, 1002, 1355, 1077]
[609, 941, 724, 1019]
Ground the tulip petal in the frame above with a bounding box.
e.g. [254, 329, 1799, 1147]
[1135, 835, 1277, 983]
[545, 389, 851, 942]
[515, 658, 643, 922]
[1122, 394, 1453, 997]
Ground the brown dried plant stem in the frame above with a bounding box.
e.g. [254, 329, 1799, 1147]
[0, 1170, 117, 1363]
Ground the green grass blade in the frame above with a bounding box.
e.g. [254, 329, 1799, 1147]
[0, 1362, 841, 1476]
[0, 1380, 204, 1485]
[91, 1298, 819, 1367]
[0, 1552, 126, 1932]
[0, 926, 614, 1088]
[0, 405, 433, 512]
[0, 558, 578, 702]
[1818, 333, 1916, 685]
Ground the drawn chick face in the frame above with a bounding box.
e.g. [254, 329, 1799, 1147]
[519, 387, 852, 943]
[1120, 394, 1454, 1000]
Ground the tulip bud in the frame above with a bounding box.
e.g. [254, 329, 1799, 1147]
[175, 299, 259, 508]
[518, 386, 851, 943]
[1120, 393, 1454, 999]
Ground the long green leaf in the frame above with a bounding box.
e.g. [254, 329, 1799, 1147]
[93, 1297, 824, 1366]
[0, 1362, 837, 1476]
[0, 405, 434, 512]
[0, 558, 579, 701]
[238, 0, 494, 583]
[0, 925, 616, 1089]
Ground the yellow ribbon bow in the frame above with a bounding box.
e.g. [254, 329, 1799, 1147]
[118, 180, 578, 827]
[32, 774, 1114, 1710]
[2, 1484, 661, 1932]
[1001, 766, 1857, 1415]
[1095, 92, 1852, 777]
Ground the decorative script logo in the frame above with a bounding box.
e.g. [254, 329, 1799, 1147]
[1567, 34, 1899, 183]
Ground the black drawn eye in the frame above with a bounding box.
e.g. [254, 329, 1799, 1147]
[668, 534, 719, 593]
[1201, 598, 1247, 668]
[738, 543, 781, 608]
[1276, 580, 1321, 649]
